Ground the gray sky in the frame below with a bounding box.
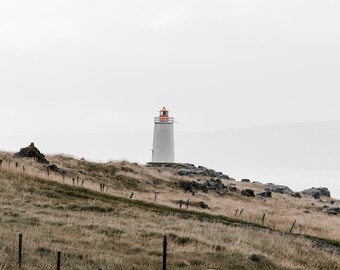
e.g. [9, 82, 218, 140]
[1, 0, 340, 135]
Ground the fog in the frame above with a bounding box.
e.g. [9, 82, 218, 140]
[1, 121, 339, 198]
[0, 1, 339, 198]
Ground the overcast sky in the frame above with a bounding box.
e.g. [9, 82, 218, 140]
[1, 1, 340, 135]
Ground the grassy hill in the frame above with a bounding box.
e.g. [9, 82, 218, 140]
[0, 151, 339, 269]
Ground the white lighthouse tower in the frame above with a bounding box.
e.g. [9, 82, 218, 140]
[151, 107, 175, 163]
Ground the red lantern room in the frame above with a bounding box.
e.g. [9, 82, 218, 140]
[154, 106, 174, 124]
[159, 106, 169, 121]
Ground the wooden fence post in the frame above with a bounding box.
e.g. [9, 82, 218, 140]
[130, 193, 134, 199]
[289, 220, 297, 233]
[163, 236, 167, 270]
[186, 199, 189, 209]
[239, 209, 244, 216]
[18, 233, 23, 268]
[235, 209, 239, 216]
[262, 213, 266, 226]
[57, 251, 61, 270]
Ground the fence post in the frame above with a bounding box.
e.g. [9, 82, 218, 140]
[239, 209, 244, 216]
[186, 199, 189, 209]
[235, 209, 239, 216]
[163, 236, 167, 270]
[289, 220, 297, 233]
[57, 251, 61, 270]
[18, 233, 23, 268]
[262, 213, 266, 226]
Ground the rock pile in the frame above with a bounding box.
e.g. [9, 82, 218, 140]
[15, 143, 49, 164]
[178, 178, 238, 194]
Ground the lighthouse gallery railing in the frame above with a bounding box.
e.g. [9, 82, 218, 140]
[154, 117, 174, 123]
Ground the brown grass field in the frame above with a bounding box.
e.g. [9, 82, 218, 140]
[0, 151, 339, 269]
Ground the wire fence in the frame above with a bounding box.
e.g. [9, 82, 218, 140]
[0, 232, 169, 270]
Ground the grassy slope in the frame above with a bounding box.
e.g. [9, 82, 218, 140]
[0, 153, 339, 269]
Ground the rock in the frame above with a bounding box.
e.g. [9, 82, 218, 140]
[324, 207, 340, 215]
[47, 164, 66, 175]
[178, 181, 208, 193]
[331, 200, 335, 205]
[257, 191, 272, 198]
[266, 183, 293, 195]
[15, 143, 49, 164]
[249, 254, 265, 262]
[302, 187, 331, 198]
[292, 192, 302, 198]
[204, 178, 225, 190]
[241, 189, 255, 197]
[241, 179, 250, 183]
[198, 201, 209, 209]
[226, 185, 238, 192]
[178, 170, 190, 176]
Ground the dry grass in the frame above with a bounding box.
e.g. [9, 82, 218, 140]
[0, 152, 339, 269]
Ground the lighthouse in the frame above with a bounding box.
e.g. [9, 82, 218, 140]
[151, 107, 175, 163]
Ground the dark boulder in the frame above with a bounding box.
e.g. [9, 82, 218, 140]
[292, 192, 302, 198]
[204, 178, 225, 190]
[47, 164, 66, 175]
[198, 201, 209, 209]
[302, 187, 331, 198]
[241, 189, 255, 197]
[241, 179, 250, 183]
[257, 191, 272, 198]
[178, 181, 208, 193]
[15, 143, 49, 164]
[226, 185, 238, 192]
[324, 207, 340, 215]
[266, 183, 293, 195]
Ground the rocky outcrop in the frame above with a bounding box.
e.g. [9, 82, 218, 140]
[266, 183, 293, 195]
[241, 189, 255, 197]
[178, 178, 238, 194]
[15, 143, 49, 164]
[302, 187, 331, 199]
[147, 162, 231, 179]
[241, 179, 250, 183]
